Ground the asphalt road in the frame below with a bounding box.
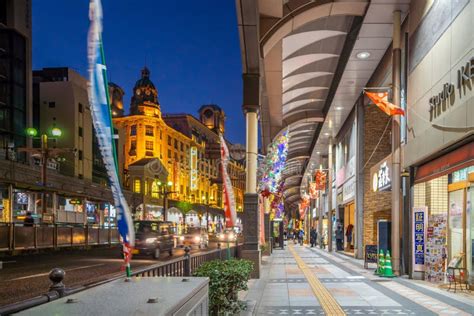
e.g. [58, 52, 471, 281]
[0, 244, 217, 307]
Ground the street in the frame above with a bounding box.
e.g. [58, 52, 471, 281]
[0, 243, 218, 306]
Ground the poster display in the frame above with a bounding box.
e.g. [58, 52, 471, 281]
[412, 207, 427, 272]
[425, 214, 447, 283]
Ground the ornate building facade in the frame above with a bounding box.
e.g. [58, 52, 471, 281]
[113, 67, 245, 227]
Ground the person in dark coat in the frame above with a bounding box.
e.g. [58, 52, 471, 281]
[310, 227, 317, 247]
[23, 211, 34, 227]
[335, 224, 344, 251]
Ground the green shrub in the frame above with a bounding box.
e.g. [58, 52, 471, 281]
[193, 259, 253, 315]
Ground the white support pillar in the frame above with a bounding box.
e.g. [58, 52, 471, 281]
[246, 111, 258, 194]
[391, 10, 402, 275]
[327, 139, 333, 252]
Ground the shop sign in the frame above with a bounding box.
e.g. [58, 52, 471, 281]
[371, 154, 392, 192]
[69, 199, 82, 205]
[429, 56, 473, 122]
[189, 146, 198, 191]
[412, 206, 427, 272]
[342, 176, 355, 203]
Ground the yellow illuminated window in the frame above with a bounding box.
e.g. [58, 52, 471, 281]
[151, 181, 159, 198]
[146, 141, 153, 151]
[145, 125, 154, 136]
[134, 179, 141, 193]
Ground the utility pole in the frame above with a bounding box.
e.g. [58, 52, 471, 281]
[391, 10, 402, 275]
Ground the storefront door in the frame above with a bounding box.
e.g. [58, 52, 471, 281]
[448, 182, 469, 273]
[467, 178, 473, 284]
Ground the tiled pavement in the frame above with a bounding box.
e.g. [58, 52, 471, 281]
[241, 245, 474, 316]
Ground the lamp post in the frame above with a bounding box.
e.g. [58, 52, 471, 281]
[156, 180, 175, 221]
[18, 127, 70, 222]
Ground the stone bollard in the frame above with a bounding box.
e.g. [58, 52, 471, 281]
[49, 268, 66, 297]
[183, 246, 191, 277]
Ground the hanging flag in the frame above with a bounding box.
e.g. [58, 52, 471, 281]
[88, 0, 135, 276]
[220, 134, 237, 228]
[365, 91, 405, 116]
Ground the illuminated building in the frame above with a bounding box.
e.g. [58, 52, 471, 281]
[113, 67, 245, 225]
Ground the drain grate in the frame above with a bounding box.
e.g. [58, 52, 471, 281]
[371, 279, 392, 282]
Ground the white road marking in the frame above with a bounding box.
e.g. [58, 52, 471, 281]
[7, 263, 106, 281]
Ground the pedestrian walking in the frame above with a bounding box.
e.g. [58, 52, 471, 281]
[298, 229, 304, 245]
[310, 227, 317, 247]
[335, 224, 344, 251]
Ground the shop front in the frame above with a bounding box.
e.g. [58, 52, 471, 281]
[403, 0, 473, 285]
[411, 144, 473, 286]
[335, 130, 357, 255]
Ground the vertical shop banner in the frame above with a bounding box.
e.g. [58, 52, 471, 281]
[88, 0, 134, 266]
[220, 135, 237, 227]
[412, 207, 427, 272]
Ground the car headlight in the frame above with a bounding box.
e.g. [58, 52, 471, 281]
[194, 236, 201, 242]
[228, 233, 235, 240]
[145, 237, 157, 244]
[179, 236, 185, 241]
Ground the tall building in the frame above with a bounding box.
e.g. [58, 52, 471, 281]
[114, 67, 245, 226]
[0, 0, 32, 160]
[33, 67, 93, 180]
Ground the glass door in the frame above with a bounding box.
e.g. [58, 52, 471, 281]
[467, 180, 473, 285]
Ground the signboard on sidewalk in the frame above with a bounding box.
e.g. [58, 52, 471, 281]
[412, 206, 427, 272]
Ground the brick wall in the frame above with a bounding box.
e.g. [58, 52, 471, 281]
[363, 105, 392, 246]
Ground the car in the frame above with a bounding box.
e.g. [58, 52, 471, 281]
[216, 229, 238, 243]
[176, 227, 208, 249]
[133, 220, 175, 259]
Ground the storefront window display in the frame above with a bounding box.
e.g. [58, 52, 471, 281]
[103, 203, 117, 227]
[0, 186, 9, 222]
[12, 190, 51, 222]
[86, 202, 100, 224]
[414, 165, 474, 285]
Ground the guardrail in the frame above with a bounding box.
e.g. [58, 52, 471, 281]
[0, 244, 241, 315]
[0, 223, 120, 252]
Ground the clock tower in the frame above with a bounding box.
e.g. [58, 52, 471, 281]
[130, 67, 161, 117]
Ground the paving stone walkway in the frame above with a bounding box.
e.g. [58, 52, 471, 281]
[241, 245, 473, 316]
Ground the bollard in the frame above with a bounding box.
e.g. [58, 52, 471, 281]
[49, 268, 66, 297]
[183, 246, 191, 276]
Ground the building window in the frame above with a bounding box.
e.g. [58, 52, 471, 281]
[78, 103, 83, 113]
[180, 142, 183, 151]
[78, 150, 83, 160]
[78, 126, 83, 137]
[130, 125, 137, 136]
[48, 101, 55, 108]
[145, 125, 154, 136]
[160, 130, 162, 140]
[133, 179, 141, 193]
[174, 139, 178, 149]
[129, 140, 137, 156]
[146, 141, 153, 151]
[168, 136, 171, 145]
[151, 181, 159, 198]
[168, 149, 171, 158]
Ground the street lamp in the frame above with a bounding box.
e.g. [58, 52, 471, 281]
[154, 179, 177, 221]
[18, 127, 71, 222]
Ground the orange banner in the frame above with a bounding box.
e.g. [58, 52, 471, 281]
[365, 91, 405, 116]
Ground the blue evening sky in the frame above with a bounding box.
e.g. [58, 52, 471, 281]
[32, 0, 245, 144]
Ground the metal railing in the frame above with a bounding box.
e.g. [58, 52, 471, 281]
[0, 244, 242, 315]
[0, 223, 120, 252]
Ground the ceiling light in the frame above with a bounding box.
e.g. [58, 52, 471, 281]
[324, 133, 330, 136]
[335, 106, 343, 111]
[316, 151, 321, 155]
[356, 51, 371, 59]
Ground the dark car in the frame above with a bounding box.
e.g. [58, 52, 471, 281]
[133, 221, 175, 259]
[176, 227, 208, 249]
